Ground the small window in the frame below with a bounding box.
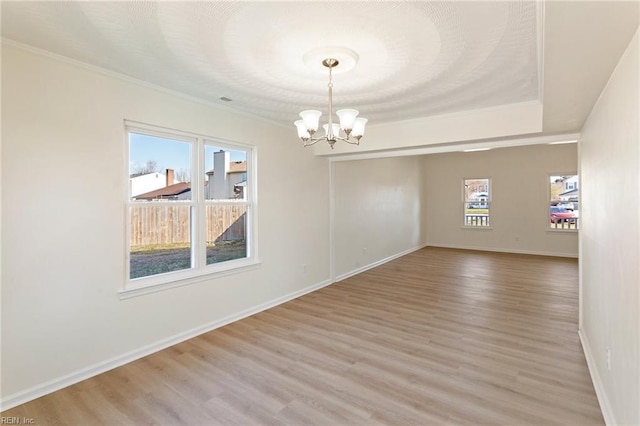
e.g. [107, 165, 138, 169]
[550, 174, 579, 230]
[126, 122, 256, 293]
[464, 178, 490, 227]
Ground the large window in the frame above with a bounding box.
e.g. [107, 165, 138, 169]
[463, 178, 491, 227]
[549, 174, 579, 230]
[125, 122, 256, 293]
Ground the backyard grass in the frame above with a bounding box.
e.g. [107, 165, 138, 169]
[130, 240, 247, 279]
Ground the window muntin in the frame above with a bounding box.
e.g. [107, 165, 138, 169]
[549, 174, 579, 230]
[464, 178, 491, 227]
[125, 122, 255, 291]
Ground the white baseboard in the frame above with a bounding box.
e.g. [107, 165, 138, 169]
[335, 244, 427, 282]
[0, 278, 333, 411]
[425, 243, 578, 258]
[579, 329, 615, 425]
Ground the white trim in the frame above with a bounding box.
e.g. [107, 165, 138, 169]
[462, 147, 492, 152]
[0, 277, 333, 411]
[577, 136, 584, 338]
[545, 229, 578, 234]
[123, 125, 132, 286]
[325, 132, 581, 162]
[548, 140, 578, 145]
[249, 145, 260, 264]
[329, 161, 336, 282]
[125, 120, 255, 152]
[425, 243, 578, 259]
[194, 136, 205, 269]
[119, 260, 262, 299]
[579, 329, 615, 425]
[335, 244, 427, 282]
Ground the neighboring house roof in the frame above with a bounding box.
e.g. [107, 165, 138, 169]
[229, 161, 246, 173]
[133, 182, 191, 200]
[206, 161, 247, 175]
[130, 172, 157, 179]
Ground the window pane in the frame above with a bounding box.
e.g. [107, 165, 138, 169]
[550, 175, 579, 230]
[129, 133, 191, 201]
[206, 204, 247, 265]
[204, 145, 248, 200]
[129, 204, 192, 279]
[464, 178, 490, 227]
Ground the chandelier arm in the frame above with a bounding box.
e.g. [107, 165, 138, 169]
[334, 135, 360, 145]
[302, 135, 327, 147]
[301, 135, 359, 148]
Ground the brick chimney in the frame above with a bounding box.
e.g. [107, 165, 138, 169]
[166, 168, 174, 187]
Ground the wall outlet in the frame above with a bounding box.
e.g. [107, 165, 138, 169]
[606, 347, 611, 371]
[362, 247, 367, 255]
[302, 264, 307, 274]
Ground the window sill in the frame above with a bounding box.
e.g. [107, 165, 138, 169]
[119, 258, 261, 300]
[461, 226, 493, 231]
[546, 229, 579, 234]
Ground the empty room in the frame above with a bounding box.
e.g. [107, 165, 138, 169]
[1, 1, 638, 425]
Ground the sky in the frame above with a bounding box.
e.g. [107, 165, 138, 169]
[129, 133, 246, 180]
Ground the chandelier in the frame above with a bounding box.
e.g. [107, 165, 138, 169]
[294, 58, 368, 149]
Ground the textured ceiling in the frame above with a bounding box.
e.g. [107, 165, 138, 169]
[1, 1, 540, 127]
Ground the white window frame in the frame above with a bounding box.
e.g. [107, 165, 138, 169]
[548, 172, 579, 233]
[122, 121, 259, 298]
[462, 177, 492, 228]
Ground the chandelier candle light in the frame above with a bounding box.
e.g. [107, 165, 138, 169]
[294, 58, 368, 149]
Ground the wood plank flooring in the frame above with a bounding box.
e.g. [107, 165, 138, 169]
[2, 247, 603, 425]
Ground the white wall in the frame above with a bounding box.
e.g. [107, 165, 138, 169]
[1, 45, 330, 405]
[315, 101, 543, 156]
[424, 144, 579, 257]
[332, 156, 426, 279]
[579, 29, 639, 426]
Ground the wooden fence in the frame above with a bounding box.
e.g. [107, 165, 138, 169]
[206, 204, 246, 242]
[130, 204, 246, 247]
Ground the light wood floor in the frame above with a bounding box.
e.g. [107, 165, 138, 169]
[2, 247, 603, 425]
